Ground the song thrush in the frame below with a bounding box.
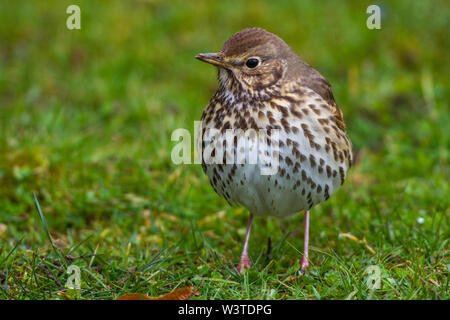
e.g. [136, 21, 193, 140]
[196, 28, 352, 273]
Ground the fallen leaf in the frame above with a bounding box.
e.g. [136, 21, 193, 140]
[117, 286, 198, 300]
[152, 286, 197, 300]
[117, 293, 151, 300]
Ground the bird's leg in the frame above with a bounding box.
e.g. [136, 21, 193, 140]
[300, 210, 310, 271]
[237, 213, 253, 274]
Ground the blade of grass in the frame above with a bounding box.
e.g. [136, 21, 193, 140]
[33, 192, 67, 266]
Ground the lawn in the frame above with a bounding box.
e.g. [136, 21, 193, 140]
[0, 0, 448, 300]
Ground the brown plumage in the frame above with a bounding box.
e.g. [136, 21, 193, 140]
[196, 28, 352, 273]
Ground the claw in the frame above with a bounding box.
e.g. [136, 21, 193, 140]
[237, 256, 252, 274]
[300, 256, 309, 273]
[237, 213, 253, 274]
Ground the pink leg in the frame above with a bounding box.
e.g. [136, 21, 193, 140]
[300, 210, 310, 271]
[237, 213, 253, 274]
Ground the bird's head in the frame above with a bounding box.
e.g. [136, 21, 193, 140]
[196, 28, 297, 93]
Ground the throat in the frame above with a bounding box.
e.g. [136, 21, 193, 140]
[217, 69, 281, 106]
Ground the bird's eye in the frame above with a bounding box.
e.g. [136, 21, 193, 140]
[245, 58, 260, 68]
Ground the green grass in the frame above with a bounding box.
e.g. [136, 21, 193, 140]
[0, 0, 448, 300]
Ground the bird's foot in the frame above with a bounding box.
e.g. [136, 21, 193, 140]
[237, 256, 252, 274]
[299, 257, 309, 274]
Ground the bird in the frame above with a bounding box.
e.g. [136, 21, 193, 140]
[195, 28, 352, 273]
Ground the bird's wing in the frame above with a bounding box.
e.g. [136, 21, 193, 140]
[299, 72, 347, 132]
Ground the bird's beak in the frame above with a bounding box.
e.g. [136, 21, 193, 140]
[195, 52, 230, 68]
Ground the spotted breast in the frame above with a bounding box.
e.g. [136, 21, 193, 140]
[200, 78, 352, 218]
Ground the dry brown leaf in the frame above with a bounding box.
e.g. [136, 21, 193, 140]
[152, 286, 196, 300]
[117, 286, 198, 300]
[116, 293, 152, 300]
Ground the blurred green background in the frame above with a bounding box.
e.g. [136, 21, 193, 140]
[0, 0, 448, 299]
